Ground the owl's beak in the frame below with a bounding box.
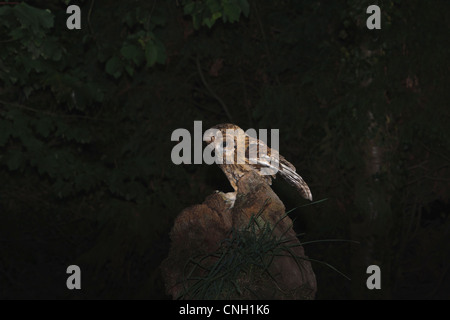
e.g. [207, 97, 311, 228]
[204, 128, 221, 144]
[203, 133, 215, 144]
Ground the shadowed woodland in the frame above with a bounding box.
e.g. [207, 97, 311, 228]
[0, 0, 449, 299]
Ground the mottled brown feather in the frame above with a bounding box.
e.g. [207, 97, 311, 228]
[205, 124, 312, 201]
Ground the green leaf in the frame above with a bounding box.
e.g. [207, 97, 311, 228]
[206, 0, 221, 13]
[120, 44, 143, 65]
[53, 178, 73, 198]
[203, 17, 212, 28]
[74, 172, 94, 192]
[125, 65, 134, 76]
[105, 56, 123, 78]
[238, 0, 250, 17]
[123, 12, 135, 28]
[0, 6, 13, 21]
[0, 119, 12, 147]
[145, 37, 168, 67]
[14, 3, 54, 31]
[212, 11, 222, 20]
[155, 41, 167, 64]
[145, 40, 157, 67]
[223, 1, 241, 23]
[151, 9, 166, 27]
[41, 37, 62, 61]
[183, 2, 196, 15]
[192, 13, 201, 29]
[6, 150, 23, 171]
[35, 117, 54, 138]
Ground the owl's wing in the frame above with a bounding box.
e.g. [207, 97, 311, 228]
[246, 137, 313, 201]
[277, 156, 313, 201]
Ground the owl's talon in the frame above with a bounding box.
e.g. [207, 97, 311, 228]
[216, 191, 236, 208]
[224, 192, 237, 202]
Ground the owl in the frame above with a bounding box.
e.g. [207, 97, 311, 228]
[204, 123, 312, 203]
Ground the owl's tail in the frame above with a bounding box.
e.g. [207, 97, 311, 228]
[278, 158, 313, 201]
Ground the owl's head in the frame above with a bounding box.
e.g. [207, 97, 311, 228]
[203, 124, 246, 163]
[203, 123, 243, 145]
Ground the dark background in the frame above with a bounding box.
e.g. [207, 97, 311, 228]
[0, 0, 449, 299]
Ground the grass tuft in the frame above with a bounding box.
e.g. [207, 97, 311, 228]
[178, 199, 355, 299]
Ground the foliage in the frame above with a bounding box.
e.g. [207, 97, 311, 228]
[0, 0, 448, 299]
[182, 0, 249, 29]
